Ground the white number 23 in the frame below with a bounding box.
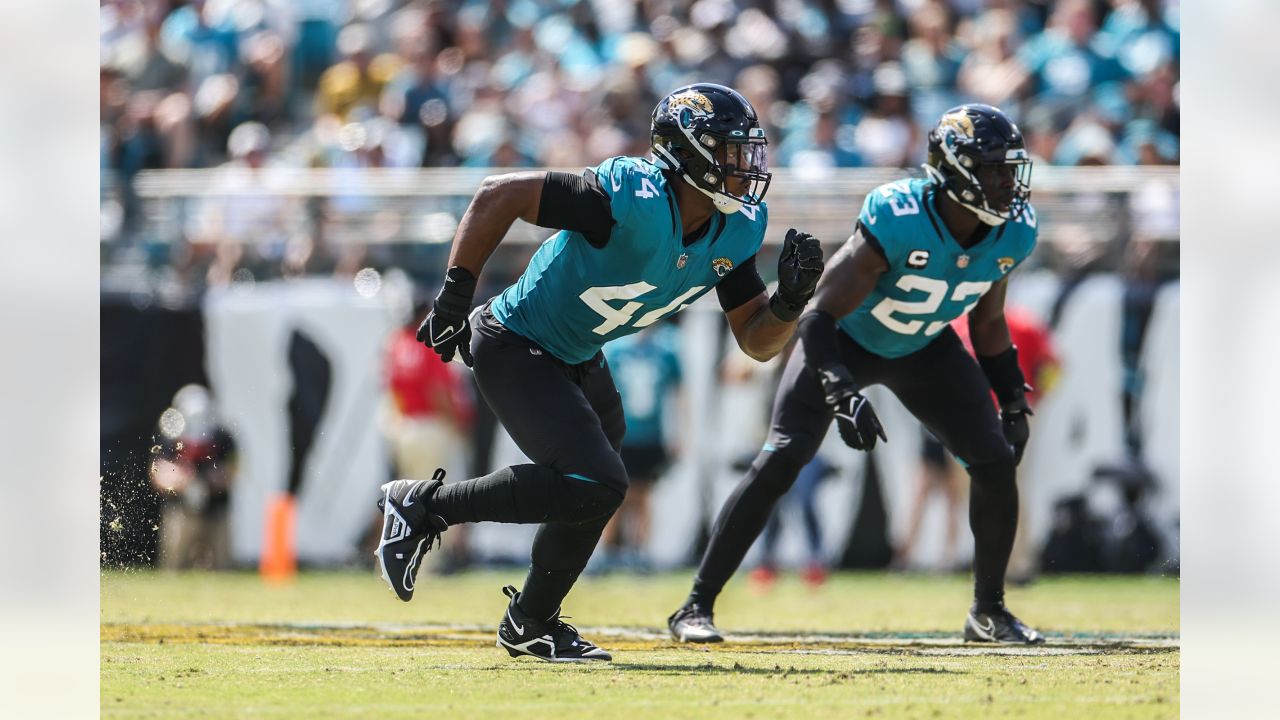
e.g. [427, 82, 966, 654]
[869, 276, 991, 336]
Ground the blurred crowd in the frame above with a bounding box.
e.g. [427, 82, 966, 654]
[101, 0, 1179, 182]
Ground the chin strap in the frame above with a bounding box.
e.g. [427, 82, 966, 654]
[923, 163, 1008, 226]
[670, 170, 742, 214]
[655, 142, 749, 214]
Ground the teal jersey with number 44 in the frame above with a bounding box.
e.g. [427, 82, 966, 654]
[837, 178, 1039, 358]
[491, 156, 768, 364]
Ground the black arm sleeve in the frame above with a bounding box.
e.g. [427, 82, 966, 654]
[856, 221, 889, 264]
[797, 310, 845, 373]
[977, 344, 1027, 406]
[715, 254, 767, 312]
[535, 170, 614, 248]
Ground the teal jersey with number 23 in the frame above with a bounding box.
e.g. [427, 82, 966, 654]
[837, 178, 1038, 358]
[491, 156, 767, 364]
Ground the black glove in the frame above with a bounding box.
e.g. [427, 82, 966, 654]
[815, 364, 887, 451]
[1000, 391, 1033, 466]
[770, 228, 825, 322]
[977, 345, 1032, 466]
[417, 266, 477, 367]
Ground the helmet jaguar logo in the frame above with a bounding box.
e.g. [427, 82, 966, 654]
[669, 91, 714, 117]
[939, 111, 975, 138]
[712, 257, 734, 276]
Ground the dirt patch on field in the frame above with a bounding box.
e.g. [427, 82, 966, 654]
[102, 621, 1178, 657]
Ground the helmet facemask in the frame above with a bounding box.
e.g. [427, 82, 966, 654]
[650, 84, 772, 214]
[924, 109, 1033, 226]
[655, 127, 771, 214]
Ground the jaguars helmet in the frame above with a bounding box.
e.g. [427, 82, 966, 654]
[651, 83, 771, 214]
[924, 104, 1032, 226]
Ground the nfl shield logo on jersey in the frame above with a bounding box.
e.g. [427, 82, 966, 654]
[956, 254, 970, 268]
[676, 253, 689, 269]
[712, 257, 734, 276]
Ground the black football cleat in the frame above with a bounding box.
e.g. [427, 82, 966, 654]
[496, 585, 612, 663]
[668, 603, 724, 643]
[964, 604, 1045, 644]
[375, 470, 449, 602]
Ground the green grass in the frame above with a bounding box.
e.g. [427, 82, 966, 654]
[102, 570, 1178, 718]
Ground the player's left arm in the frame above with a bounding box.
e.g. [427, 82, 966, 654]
[718, 229, 825, 362]
[968, 276, 1033, 465]
[968, 276, 1014, 357]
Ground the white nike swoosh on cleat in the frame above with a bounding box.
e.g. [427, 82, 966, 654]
[507, 609, 524, 635]
[969, 615, 997, 641]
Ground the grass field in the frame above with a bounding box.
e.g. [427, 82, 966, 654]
[101, 569, 1178, 718]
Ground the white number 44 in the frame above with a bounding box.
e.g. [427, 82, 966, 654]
[580, 282, 705, 334]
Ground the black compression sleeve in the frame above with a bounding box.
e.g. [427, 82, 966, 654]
[977, 345, 1027, 406]
[536, 170, 614, 247]
[797, 310, 844, 371]
[715, 254, 766, 312]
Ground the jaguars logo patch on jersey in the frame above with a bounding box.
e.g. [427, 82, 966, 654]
[838, 178, 1037, 358]
[712, 257, 734, 276]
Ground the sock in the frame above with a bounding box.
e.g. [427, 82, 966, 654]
[687, 450, 804, 612]
[968, 460, 1019, 612]
[518, 515, 612, 620]
[425, 465, 622, 526]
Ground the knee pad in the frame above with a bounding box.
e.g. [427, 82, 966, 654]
[967, 458, 1017, 494]
[560, 476, 624, 522]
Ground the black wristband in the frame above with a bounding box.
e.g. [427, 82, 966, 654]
[776, 282, 815, 309]
[768, 290, 807, 322]
[436, 266, 477, 316]
[977, 345, 1026, 406]
[796, 309, 843, 369]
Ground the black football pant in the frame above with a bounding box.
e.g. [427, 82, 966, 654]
[427, 305, 627, 621]
[688, 327, 1018, 612]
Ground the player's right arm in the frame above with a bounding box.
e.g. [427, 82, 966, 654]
[446, 170, 615, 274]
[809, 223, 889, 320]
[420, 170, 616, 365]
[795, 223, 890, 450]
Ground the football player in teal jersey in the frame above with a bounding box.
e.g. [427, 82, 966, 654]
[670, 104, 1046, 645]
[374, 83, 825, 662]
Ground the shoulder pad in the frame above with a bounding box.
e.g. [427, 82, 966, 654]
[596, 156, 670, 227]
[857, 179, 926, 265]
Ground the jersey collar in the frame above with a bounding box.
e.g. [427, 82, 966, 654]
[924, 184, 1001, 251]
[664, 172, 724, 248]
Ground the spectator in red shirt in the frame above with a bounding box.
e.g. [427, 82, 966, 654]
[379, 300, 473, 570]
